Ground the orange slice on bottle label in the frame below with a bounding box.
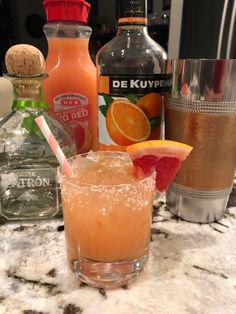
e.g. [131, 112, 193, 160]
[136, 93, 162, 118]
[126, 140, 193, 192]
[106, 99, 151, 146]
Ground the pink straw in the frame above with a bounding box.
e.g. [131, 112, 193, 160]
[35, 115, 73, 177]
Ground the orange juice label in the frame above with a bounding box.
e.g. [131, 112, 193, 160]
[98, 74, 171, 150]
[51, 92, 94, 153]
[53, 93, 90, 128]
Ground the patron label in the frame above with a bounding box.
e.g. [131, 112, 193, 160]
[0, 167, 60, 220]
[0, 168, 57, 189]
[98, 74, 172, 150]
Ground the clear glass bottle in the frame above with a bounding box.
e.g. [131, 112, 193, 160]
[96, 0, 169, 151]
[0, 73, 76, 223]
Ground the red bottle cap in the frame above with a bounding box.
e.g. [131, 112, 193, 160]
[43, 0, 90, 24]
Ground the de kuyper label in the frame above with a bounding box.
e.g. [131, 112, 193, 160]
[110, 76, 171, 92]
[98, 74, 171, 95]
[98, 74, 172, 148]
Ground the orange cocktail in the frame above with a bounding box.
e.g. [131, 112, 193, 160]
[58, 151, 155, 288]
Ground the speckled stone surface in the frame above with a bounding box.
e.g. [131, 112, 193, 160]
[0, 180, 236, 314]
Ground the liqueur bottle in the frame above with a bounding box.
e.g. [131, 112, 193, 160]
[96, 0, 169, 151]
[42, 0, 97, 153]
[0, 44, 76, 223]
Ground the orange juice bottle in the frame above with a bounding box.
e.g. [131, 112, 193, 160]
[42, 0, 97, 153]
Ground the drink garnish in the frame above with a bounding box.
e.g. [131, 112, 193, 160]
[126, 140, 193, 192]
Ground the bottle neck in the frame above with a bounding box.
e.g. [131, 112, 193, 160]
[117, 0, 147, 26]
[4, 74, 49, 111]
[117, 24, 148, 35]
[117, 0, 148, 34]
[44, 21, 92, 40]
[46, 36, 90, 57]
[118, 17, 148, 27]
[44, 22, 91, 59]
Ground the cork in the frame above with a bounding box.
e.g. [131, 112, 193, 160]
[4, 44, 46, 98]
[5, 44, 45, 75]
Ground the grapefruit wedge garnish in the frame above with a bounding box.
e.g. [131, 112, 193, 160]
[126, 140, 193, 192]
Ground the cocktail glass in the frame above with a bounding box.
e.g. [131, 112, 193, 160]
[58, 151, 155, 288]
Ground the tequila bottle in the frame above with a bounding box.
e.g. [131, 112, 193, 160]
[0, 70, 75, 223]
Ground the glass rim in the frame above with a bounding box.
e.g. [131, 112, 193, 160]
[57, 151, 156, 189]
[170, 58, 236, 62]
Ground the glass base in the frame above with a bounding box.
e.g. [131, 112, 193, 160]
[70, 255, 148, 289]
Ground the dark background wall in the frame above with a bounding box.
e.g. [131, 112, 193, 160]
[0, 0, 170, 74]
[179, 0, 236, 59]
[2, 0, 236, 76]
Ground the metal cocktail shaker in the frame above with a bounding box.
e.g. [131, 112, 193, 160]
[165, 59, 236, 223]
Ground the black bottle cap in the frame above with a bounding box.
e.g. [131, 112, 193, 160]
[118, 0, 147, 25]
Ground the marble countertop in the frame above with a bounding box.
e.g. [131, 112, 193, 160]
[0, 181, 236, 314]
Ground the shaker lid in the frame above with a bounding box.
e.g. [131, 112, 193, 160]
[43, 0, 90, 24]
